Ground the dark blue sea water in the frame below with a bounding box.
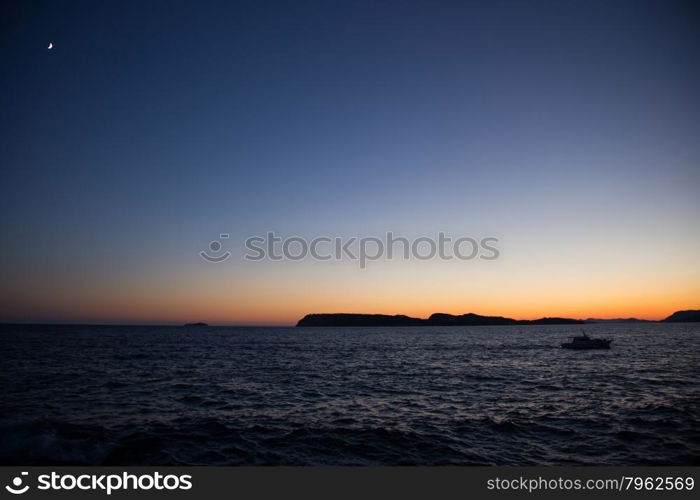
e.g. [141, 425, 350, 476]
[1, 323, 698, 465]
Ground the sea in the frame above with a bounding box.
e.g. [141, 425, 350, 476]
[1, 323, 698, 465]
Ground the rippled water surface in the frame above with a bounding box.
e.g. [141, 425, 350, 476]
[1, 323, 698, 465]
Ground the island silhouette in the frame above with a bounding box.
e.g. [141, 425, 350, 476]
[296, 309, 700, 327]
[663, 310, 700, 322]
[297, 312, 583, 327]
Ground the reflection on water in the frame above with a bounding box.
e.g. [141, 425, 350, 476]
[0, 323, 698, 465]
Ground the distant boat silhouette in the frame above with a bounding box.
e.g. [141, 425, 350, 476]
[561, 332, 612, 349]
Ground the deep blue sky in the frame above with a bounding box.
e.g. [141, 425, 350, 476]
[1, 1, 699, 323]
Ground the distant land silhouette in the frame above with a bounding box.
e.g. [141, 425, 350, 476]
[663, 310, 700, 322]
[297, 309, 700, 327]
[584, 318, 651, 324]
[297, 313, 583, 327]
[428, 313, 583, 326]
[184, 322, 209, 327]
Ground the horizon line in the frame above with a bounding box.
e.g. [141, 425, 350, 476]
[2, 308, 693, 328]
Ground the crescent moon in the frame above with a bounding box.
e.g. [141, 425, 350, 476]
[48, 43, 53, 49]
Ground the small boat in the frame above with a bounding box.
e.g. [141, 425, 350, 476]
[561, 332, 612, 349]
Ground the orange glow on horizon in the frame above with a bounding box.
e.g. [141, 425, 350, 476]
[2, 250, 698, 326]
[2, 280, 697, 325]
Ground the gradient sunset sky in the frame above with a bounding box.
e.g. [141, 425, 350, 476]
[1, 0, 699, 325]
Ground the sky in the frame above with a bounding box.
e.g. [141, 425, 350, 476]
[1, 0, 699, 324]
